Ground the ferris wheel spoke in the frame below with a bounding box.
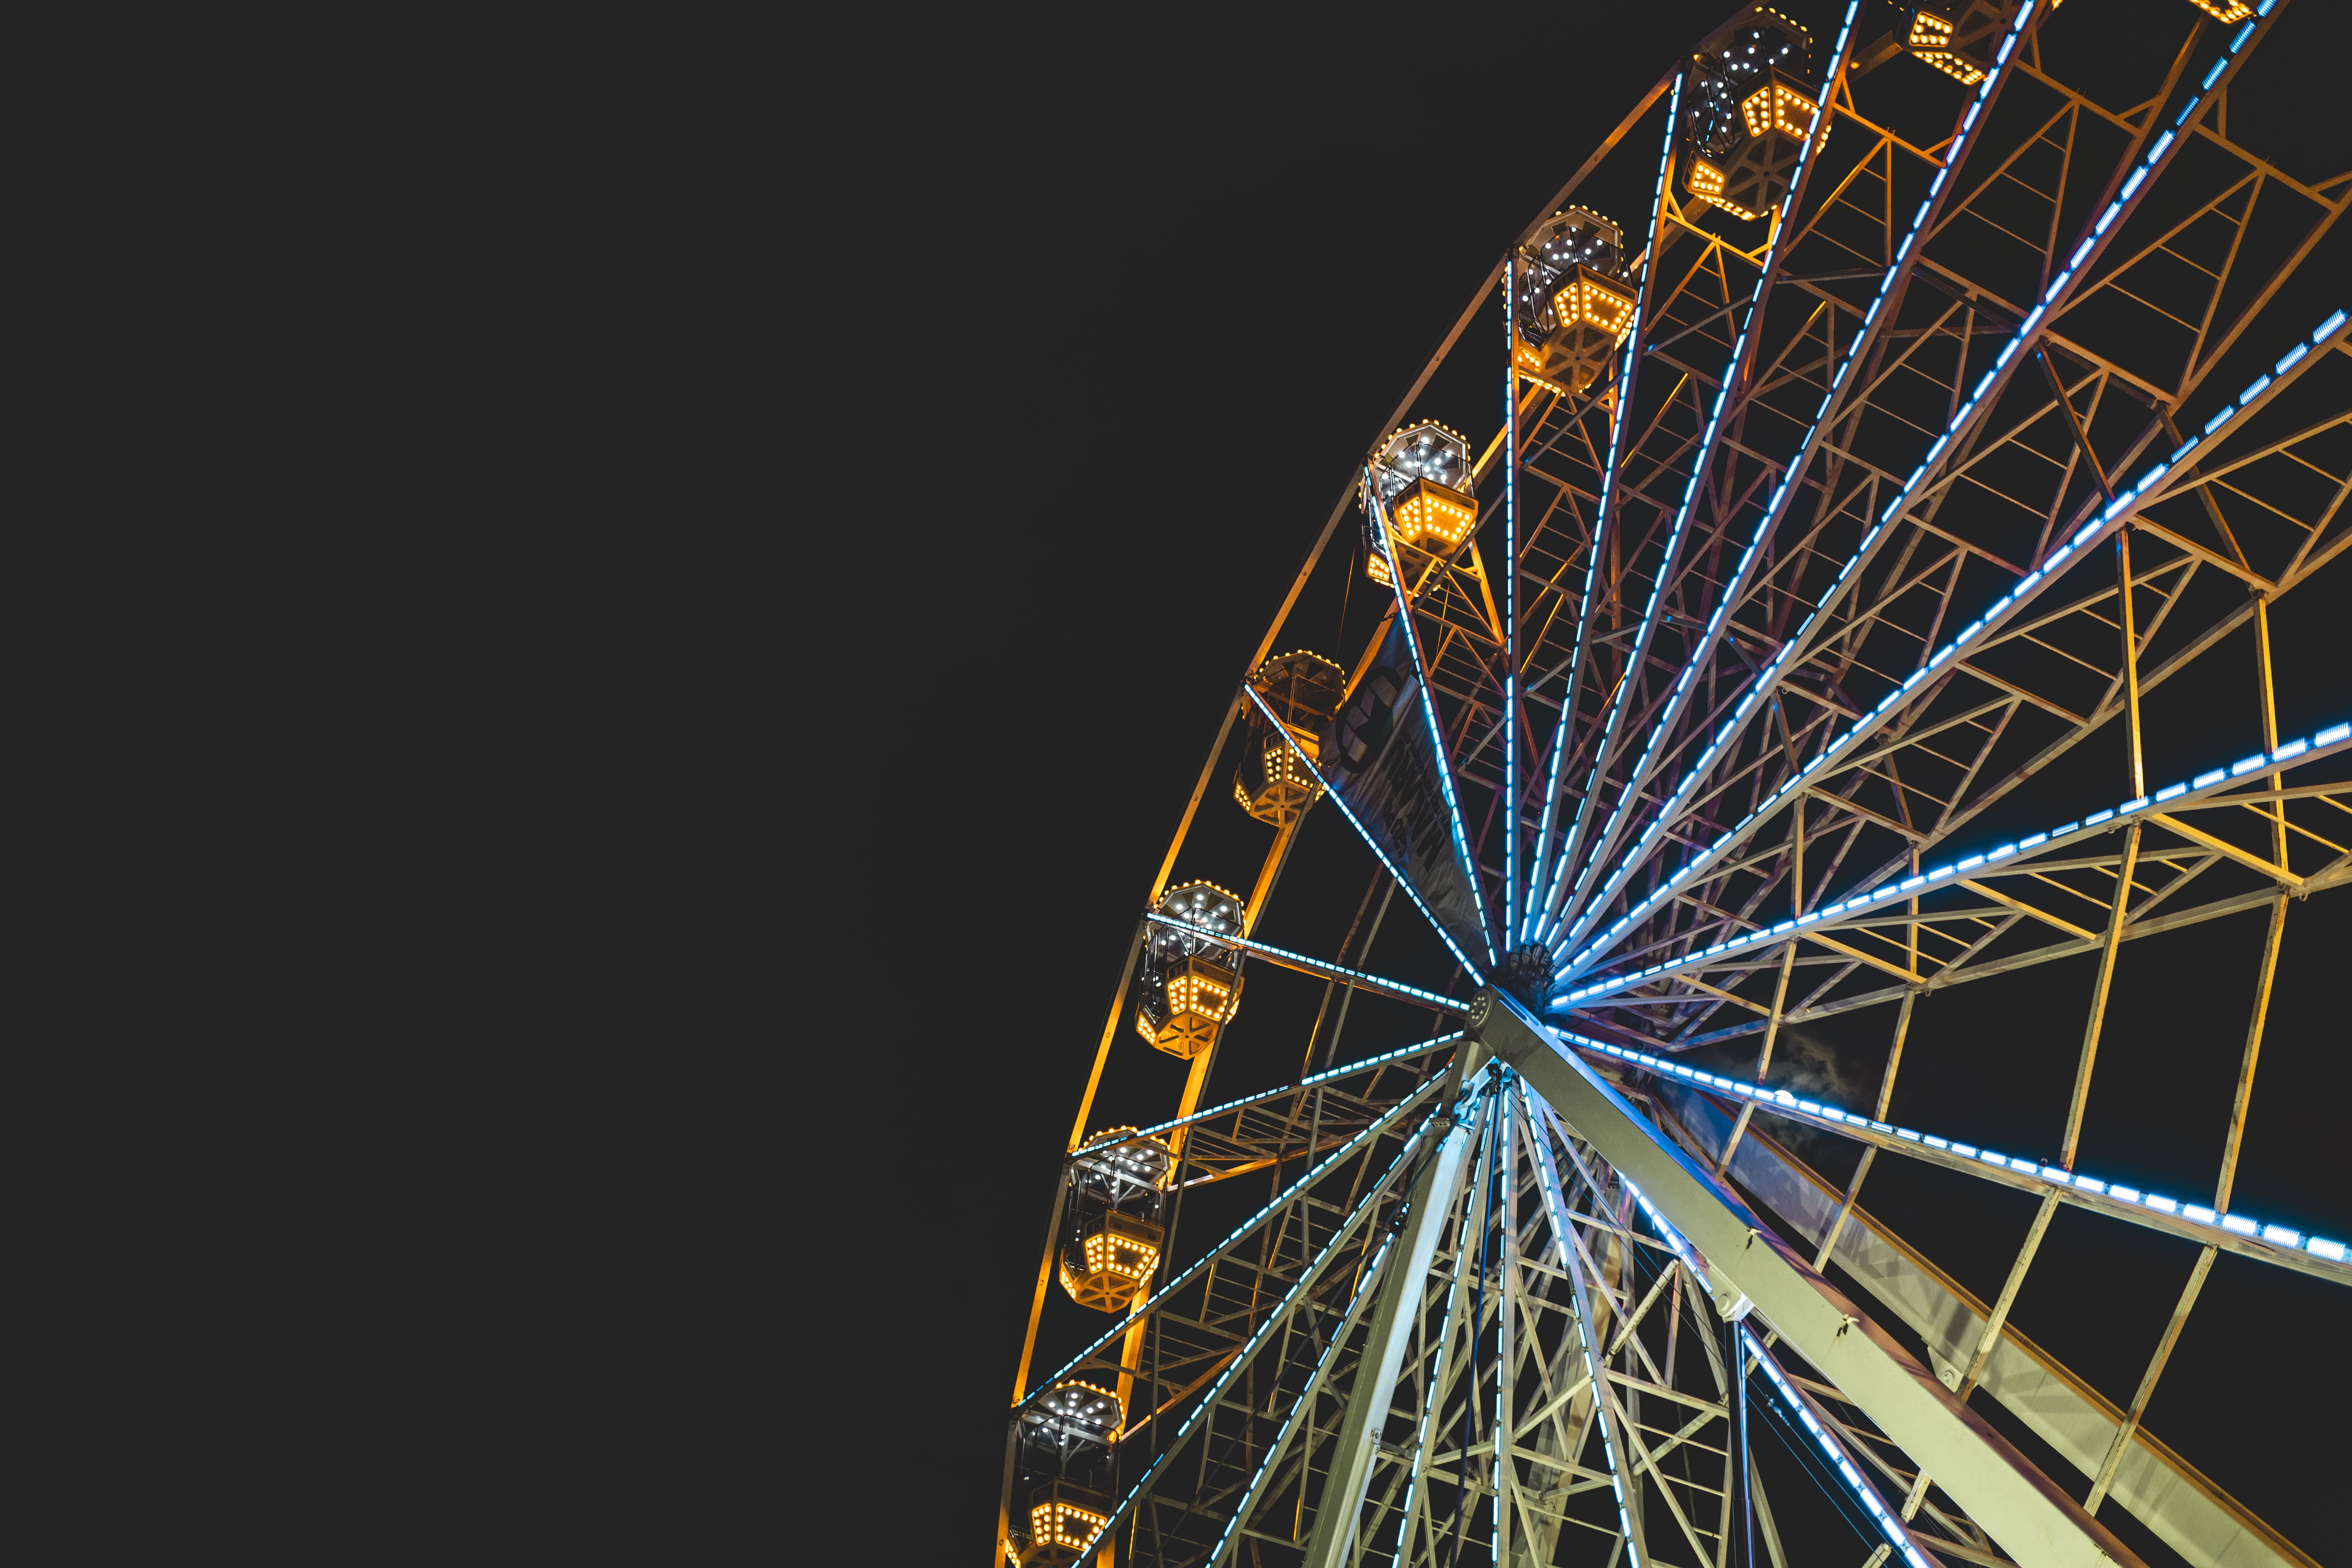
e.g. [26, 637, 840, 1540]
[1555, 702, 2352, 1040]
[1550, 14, 2308, 975]
[1249, 682, 1489, 982]
[1637, 1071, 2311, 1567]
[1465, 987, 2153, 1568]
[1145, 917, 1471, 1019]
[1297, 1079, 1490, 1568]
[1366, 485, 1500, 967]
[1519, 74, 1689, 955]
[1611, 1026, 2347, 1279]
[1544, 0, 2041, 954]
[1019, 1074, 1451, 1413]
[1082, 1031, 1460, 1156]
[1075, 1084, 1474, 1564]
[1544, 7, 1865, 953]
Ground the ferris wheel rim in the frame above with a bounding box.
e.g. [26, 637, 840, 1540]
[1005, 3, 2348, 1563]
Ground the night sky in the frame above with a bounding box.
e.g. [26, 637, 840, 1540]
[13, 21, 773, 1548]
[12, 4, 2336, 1557]
[921, 2, 2347, 1561]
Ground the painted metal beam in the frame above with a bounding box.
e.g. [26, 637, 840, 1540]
[1300, 1098, 1479, 1568]
[1462, 986, 2146, 1568]
[1646, 1080, 2316, 1568]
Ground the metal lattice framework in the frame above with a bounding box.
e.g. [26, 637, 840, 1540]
[1001, 3, 2346, 1565]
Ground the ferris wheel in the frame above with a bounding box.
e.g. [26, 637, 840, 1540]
[1000, 2, 2348, 1565]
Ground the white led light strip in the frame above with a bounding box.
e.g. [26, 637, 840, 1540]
[1505, 259, 1520, 944]
[1145, 912, 1469, 1013]
[1367, 480, 1498, 965]
[1615, 1172, 1947, 1568]
[1556, 608, 2352, 1006]
[1072, 1033, 1465, 1153]
[1205, 1229, 1400, 1567]
[1740, 1324, 1938, 1568]
[1248, 682, 1489, 984]
[1521, 1090, 1644, 1566]
[1076, 1071, 1495, 1561]
[1542, 4, 1867, 952]
[1552, 8, 2287, 975]
[1523, 73, 1688, 949]
[1557, 296, 2339, 982]
[1545, 0, 2036, 957]
[1392, 1089, 1504, 1567]
[1573, 1034, 2348, 1269]
[1020, 1078, 1452, 1411]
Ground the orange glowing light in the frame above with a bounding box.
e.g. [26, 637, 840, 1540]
[1907, 11, 1986, 84]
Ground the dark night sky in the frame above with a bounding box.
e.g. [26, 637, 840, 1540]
[9, 3, 2336, 1556]
[10, 17, 777, 1548]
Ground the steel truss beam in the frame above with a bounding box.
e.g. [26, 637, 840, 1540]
[1468, 985, 2145, 1568]
[1647, 1081, 2318, 1568]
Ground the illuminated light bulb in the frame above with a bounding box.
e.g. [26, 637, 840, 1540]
[1686, 156, 1763, 221]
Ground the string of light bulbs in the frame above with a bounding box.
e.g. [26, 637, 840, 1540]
[1504, 256, 1519, 945]
[1742, 1324, 1940, 1568]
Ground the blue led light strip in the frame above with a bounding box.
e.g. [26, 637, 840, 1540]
[1072, 1076, 1494, 1566]
[1559, 701, 2352, 1004]
[1555, 291, 2339, 980]
[1505, 257, 1521, 946]
[1519, 1089, 1644, 1566]
[1204, 1229, 1401, 1567]
[1018, 1076, 1454, 1411]
[1248, 682, 1489, 984]
[1540, 2, 1862, 955]
[1387, 1087, 1495, 1568]
[1571, 1034, 2348, 1270]
[1741, 1325, 1938, 1568]
[1367, 480, 1499, 966]
[1521, 73, 1687, 949]
[1077, 1109, 1439, 1561]
[1612, 1171, 1938, 1566]
[1545, 0, 2030, 960]
[1145, 912, 1470, 1013]
[1073, 1033, 1465, 1151]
